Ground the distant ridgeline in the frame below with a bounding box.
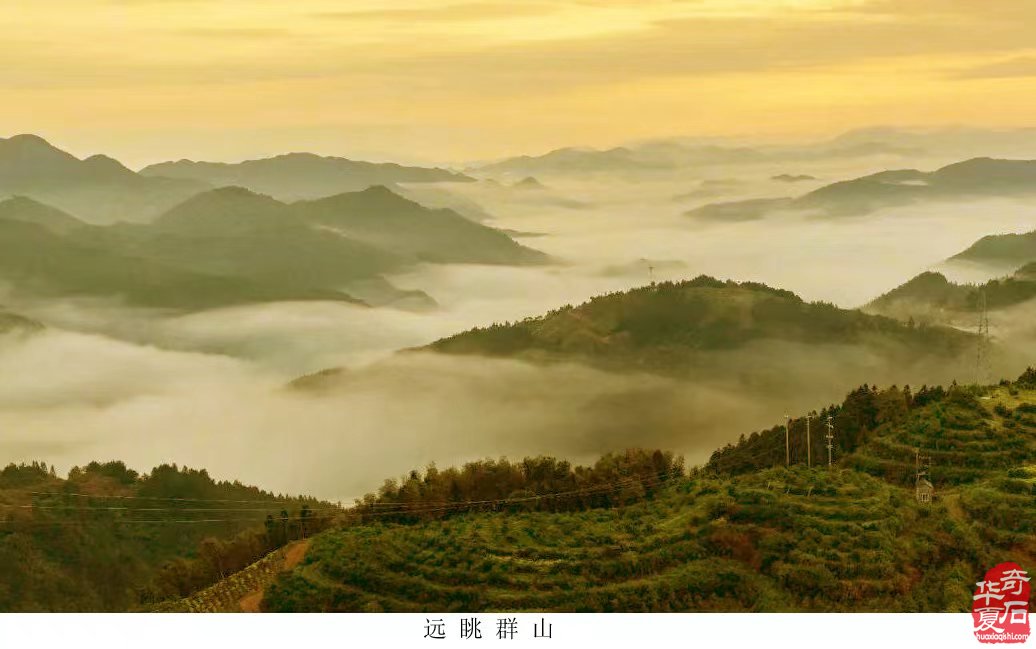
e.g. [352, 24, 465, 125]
[0, 461, 328, 612]
[0, 134, 474, 223]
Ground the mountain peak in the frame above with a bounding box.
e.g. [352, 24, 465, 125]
[3, 133, 55, 148]
[0, 133, 75, 161]
[156, 185, 289, 231]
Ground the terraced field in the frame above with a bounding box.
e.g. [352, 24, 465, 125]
[844, 386, 1036, 485]
[262, 467, 986, 612]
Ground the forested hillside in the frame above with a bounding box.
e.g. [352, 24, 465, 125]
[0, 461, 331, 611]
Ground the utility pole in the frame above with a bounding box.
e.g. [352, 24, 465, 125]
[806, 414, 813, 468]
[784, 414, 791, 466]
[825, 415, 834, 467]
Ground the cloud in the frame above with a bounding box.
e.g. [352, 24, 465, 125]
[174, 27, 295, 39]
[952, 56, 1036, 80]
[314, 2, 558, 23]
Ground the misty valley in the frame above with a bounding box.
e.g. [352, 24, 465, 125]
[1, 129, 1035, 613]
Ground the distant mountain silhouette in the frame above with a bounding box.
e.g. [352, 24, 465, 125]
[686, 157, 1036, 220]
[293, 186, 548, 265]
[513, 176, 546, 190]
[140, 152, 473, 201]
[475, 146, 656, 175]
[772, 174, 816, 183]
[0, 134, 207, 224]
[0, 186, 546, 310]
[685, 197, 793, 222]
[473, 135, 929, 177]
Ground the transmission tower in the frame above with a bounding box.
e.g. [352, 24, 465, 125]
[825, 415, 834, 467]
[914, 448, 934, 504]
[975, 290, 991, 385]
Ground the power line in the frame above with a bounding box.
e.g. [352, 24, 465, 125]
[19, 490, 324, 505]
[0, 504, 345, 513]
[1, 470, 683, 525]
[0, 513, 342, 526]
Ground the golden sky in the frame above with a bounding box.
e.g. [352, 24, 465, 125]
[3, 0, 1036, 166]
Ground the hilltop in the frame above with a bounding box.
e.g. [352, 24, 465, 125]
[424, 276, 975, 374]
[259, 373, 1036, 612]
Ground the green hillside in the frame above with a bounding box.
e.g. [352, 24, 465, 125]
[0, 461, 329, 612]
[426, 277, 975, 373]
[262, 373, 1036, 613]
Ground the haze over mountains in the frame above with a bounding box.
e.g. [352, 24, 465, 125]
[687, 158, 1036, 221]
[0, 135, 480, 225]
[472, 127, 1036, 178]
[140, 154, 473, 202]
[297, 277, 984, 426]
[0, 185, 546, 311]
[0, 134, 206, 224]
[2, 126, 1036, 506]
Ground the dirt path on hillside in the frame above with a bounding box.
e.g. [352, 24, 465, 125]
[239, 539, 312, 612]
